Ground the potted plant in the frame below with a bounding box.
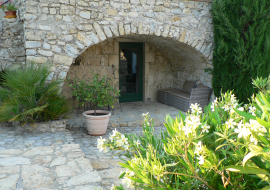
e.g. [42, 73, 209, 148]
[68, 73, 120, 136]
[0, 0, 17, 18]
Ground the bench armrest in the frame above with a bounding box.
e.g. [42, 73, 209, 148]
[190, 88, 212, 103]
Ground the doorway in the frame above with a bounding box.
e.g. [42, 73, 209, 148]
[119, 42, 143, 103]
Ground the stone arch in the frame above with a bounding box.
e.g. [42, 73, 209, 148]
[62, 31, 212, 102]
[54, 20, 213, 68]
[22, 0, 214, 101]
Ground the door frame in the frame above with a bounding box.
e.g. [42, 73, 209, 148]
[119, 42, 144, 103]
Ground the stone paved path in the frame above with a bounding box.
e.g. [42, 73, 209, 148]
[0, 102, 183, 190]
[0, 144, 102, 190]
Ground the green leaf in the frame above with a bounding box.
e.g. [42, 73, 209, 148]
[216, 143, 228, 151]
[164, 162, 179, 167]
[261, 186, 270, 190]
[214, 108, 221, 125]
[119, 172, 126, 179]
[212, 118, 218, 125]
[256, 117, 270, 128]
[225, 165, 269, 175]
[234, 109, 256, 120]
[243, 151, 267, 166]
[178, 111, 186, 120]
[259, 92, 270, 109]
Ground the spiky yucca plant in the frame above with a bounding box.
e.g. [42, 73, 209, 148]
[0, 62, 72, 125]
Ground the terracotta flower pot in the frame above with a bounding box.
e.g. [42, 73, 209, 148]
[83, 110, 111, 136]
[4, 10, 17, 18]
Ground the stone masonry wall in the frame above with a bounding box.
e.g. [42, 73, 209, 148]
[0, 0, 26, 71]
[0, 18, 25, 71]
[22, 0, 214, 86]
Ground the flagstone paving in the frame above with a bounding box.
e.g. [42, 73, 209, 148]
[0, 144, 102, 190]
[0, 102, 182, 190]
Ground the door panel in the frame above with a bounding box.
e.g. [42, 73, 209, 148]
[119, 42, 143, 103]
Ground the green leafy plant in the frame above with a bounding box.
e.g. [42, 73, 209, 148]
[68, 72, 120, 115]
[0, 62, 72, 125]
[97, 77, 270, 189]
[0, 0, 17, 11]
[67, 77, 90, 107]
[212, 0, 270, 103]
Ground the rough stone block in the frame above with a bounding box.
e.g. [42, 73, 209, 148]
[53, 54, 73, 66]
[38, 50, 54, 57]
[26, 49, 37, 55]
[79, 11, 91, 19]
[93, 22, 106, 41]
[10, 47, 25, 57]
[25, 41, 41, 48]
[107, 9, 117, 16]
[103, 26, 113, 38]
[65, 45, 79, 57]
[0, 174, 19, 190]
[77, 32, 92, 46]
[27, 56, 48, 63]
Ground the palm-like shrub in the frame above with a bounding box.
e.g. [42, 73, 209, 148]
[0, 62, 71, 125]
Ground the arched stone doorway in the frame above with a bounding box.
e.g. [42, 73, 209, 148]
[62, 34, 212, 105]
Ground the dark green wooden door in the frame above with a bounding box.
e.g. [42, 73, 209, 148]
[119, 42, 143, 103]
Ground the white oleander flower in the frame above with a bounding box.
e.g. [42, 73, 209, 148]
[225, 118, 237, 129]
[121, 135, 129, 145]
[123, 144, 129, 150]
[97, 137, 106, 149]
[115, 140, 124, 147]
[111, 129, 118, 137]
[185, 116, 201, 129]
[231, 94, 237, 102]
[142, 112, 149, 117]
[182, 125, 193, 136]
[122, 177, 134, 188]
[103, 147, 109, 153]
[129, 171, 135, 176]
[97, 137, 106, 145]
[249, 119, 267, 134]
[222, 104, 230, 111]
[197, 155, 205, 165]
[135, 140, 140, 147]
[190, 103, 202, 115]
[211, 98, 218, 112]
[195, 141, 203, 155]
[250, 135, 258, 145]
[98, 146, 104, 152]
[238, 107, 244, 111]
[110, 184, 116, 190]
[211, 103, 215, 112]
[201, 125, 210, 133]
[249, 106, 256, 116]
[234, 121, 251, 138]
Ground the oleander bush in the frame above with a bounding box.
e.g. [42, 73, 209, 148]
[0, 62, 72, 125]
[97, 76, 270, 190]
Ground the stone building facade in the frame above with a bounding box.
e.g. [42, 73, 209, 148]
[0, 0, 214, 104]
[0, 0, 25, 71]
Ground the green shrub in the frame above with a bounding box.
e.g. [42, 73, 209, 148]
[0, 62, 72, 125]
[68, 72, 120, 115]
[97, 77, 270, 189]
[212, 0, 270, 103]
